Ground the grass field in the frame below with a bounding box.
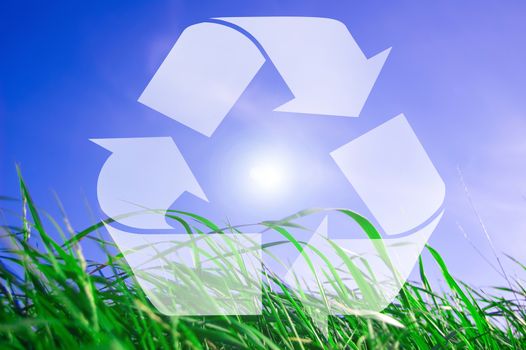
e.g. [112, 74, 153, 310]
[0, 172, 525, 349]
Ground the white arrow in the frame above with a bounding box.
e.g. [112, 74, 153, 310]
[139, 17, 390, 137]
[91, 137, 207, 229]
[285, 113, 446, 334]
[105, 224, 262, 316]
[138, 22, 265, 137]
[217, 17, 391, 117]
[285, 212, 443, 335]
[330, 114, 446, 235]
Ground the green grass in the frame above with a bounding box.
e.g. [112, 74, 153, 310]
[0, 172, 525, 349]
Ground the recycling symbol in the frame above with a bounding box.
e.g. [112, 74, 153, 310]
[92, 17, 445, 332]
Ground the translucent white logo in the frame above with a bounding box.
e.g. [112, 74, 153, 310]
[92, 17, 445, 333]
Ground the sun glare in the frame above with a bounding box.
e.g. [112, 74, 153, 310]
[249, 163, 284, 192]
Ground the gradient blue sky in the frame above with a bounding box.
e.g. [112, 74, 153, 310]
[1, 0, 525, 288]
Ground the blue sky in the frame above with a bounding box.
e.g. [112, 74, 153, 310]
[1, 0, 526, 288]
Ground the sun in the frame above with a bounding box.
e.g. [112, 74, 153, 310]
[249, 163, 284, 192]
